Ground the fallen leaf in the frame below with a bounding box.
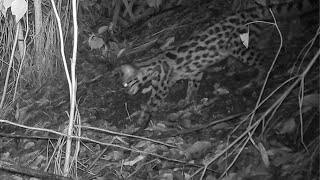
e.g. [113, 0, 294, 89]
[117, 48, 126, 57]
[302, 94, 319, 107]
[88, 35, 104, 50]
[147, 0, 162, 8]
[183, 141, 211, 160]
[168, 113, 180, 122]
[11, 0, 27, 23]
[112, 151, 124, 161]
[275, 118, 297, 134]
[181, 112, 192, 119]
[258, 142, 270, 167]
[181, 119, 192, 129]
[24, 142, 35, 150]
[98, 26, 109, 34]
[123, 155, 145, 166]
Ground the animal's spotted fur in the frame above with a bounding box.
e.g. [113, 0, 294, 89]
[120, 0, 318, 129]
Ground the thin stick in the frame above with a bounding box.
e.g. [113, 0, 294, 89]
[0, 23, 20, 109]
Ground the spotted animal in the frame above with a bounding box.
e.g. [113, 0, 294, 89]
[120, 0, 318, 129]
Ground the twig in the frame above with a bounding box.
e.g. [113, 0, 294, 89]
[0, 22, 20, 109]
[125, 102, 132, 122]
[0, 160, 73, 180]
[79, 125, 176, 148]
[151, 111, 250, 139]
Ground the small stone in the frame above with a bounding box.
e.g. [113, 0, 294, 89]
[181, 119, 192, 129]
[167, 113, 179, 122]
[181, 112, 192, 119]
[177, 99, 187, 108]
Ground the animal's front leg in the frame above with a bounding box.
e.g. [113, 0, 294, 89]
[137, 82, 169, 128]
[231, 46, 267, 93]
[186, 72, 203, 102]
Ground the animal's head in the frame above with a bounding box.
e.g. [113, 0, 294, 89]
[120, 64, 143, 95]
[120, 64, 159, 95]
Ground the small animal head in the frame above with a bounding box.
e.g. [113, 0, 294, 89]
[120, 64, 159, 95]
[120, 64, 145, 95]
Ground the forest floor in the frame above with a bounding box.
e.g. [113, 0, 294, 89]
[0, 1, 319, 180]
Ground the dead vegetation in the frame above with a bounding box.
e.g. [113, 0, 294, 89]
[0, 0, 319, 180]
